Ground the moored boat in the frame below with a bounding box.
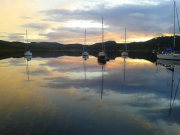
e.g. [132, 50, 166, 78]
[157, 1, 180, 60]
[98, 17, 107, 60]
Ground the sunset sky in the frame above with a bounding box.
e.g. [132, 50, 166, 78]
[0, 0, 180, 45]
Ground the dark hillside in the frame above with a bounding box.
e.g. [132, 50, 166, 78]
[1, 36, 180, 52]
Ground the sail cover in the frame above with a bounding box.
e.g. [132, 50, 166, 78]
[167, 47, 175, 51]
[160, 51, 171, 54]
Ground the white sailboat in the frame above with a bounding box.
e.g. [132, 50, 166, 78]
[98, 17, 107, 60]
[82, 29, 89, 56]
[24, 30, 32, 56]
[157, 1, 180, 60]
[121, 28, 128, 56]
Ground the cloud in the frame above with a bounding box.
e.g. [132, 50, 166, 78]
[1, 0, 179, 44]
[35, 1, 178, 43]
[8, 33, 25, 41]
[140, 106, 180, 126]
[129, 13, 145, 18]
[21, 23, 52, 30]
[36, 57, 161, 96]
[21, 16, 33, 19]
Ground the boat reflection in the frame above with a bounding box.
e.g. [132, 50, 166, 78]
[24, 55, 32, 81]
[157, 59, 180, 66]
[156, 59, 180, 116]
[98, 59, 106, 65]
[83, 55, 89, 61]
[97, 59, 106, 100]
[122, 55, 128, 82]
[82, 55, 89, 81]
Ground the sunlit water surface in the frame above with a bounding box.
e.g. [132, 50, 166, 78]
[0, 54, 180, 135]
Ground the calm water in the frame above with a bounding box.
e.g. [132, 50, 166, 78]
[0, 52, 180, 135]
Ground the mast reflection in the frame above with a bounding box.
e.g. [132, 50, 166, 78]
[97, 59, 106, 100]
[122, 55, 128, 82]
[156, 59, 180, 116]
[83, 55, 89, 81]
[24, 55, 32, 81]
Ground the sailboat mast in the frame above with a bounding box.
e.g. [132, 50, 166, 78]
[83, 29, 86, 52]
[85, 29, 86, 46]
[26, 30, 28, 50]
[174, 1, 175, 48]
[125, 28, 127, 52]
[102, 17, 104, 52]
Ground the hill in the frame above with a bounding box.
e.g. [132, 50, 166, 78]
[1, 36, 180, 52]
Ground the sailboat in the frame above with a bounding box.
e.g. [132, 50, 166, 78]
[82, 29, 89, 56]
[24, 30, 32, 56]
[157, 1, 180, 60]
[121, 28, 128, 56]
[98, 17, 107, 60]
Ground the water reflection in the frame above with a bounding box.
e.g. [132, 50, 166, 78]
[97, 59, 106, 100]
[122, 55, 128, 82]
[82, 55, 89, 81]
[83, 55, 89, 61]
[156, 59, 180, 116]
[1, 54, 180, 134]
[24, 55, 32, 81]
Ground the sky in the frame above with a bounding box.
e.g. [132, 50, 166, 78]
[0, 0, 180, 45]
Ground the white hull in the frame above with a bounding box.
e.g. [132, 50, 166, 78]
[121, 52, 128, 56]
[24, 51, 32, 56]
[82, 51, 89, 56]
[157, 54, 180, 60]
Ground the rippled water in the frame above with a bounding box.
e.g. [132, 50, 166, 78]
[0, 52, 180, 135]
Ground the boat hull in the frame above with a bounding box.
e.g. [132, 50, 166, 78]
[82, 51, 89, 56]
[157, 54, 180, 60]
[24, 51, 32, 56]
[98, 52, 106, 59]
[121, 52, 128, 56]
[98, 56, 106, 59]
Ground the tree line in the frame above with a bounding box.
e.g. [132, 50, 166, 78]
[1, 36, 180, 52]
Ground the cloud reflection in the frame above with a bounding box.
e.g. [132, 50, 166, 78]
[1, 56, 180, 134]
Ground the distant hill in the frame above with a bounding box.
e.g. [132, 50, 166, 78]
[1, 36, 180, 52]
